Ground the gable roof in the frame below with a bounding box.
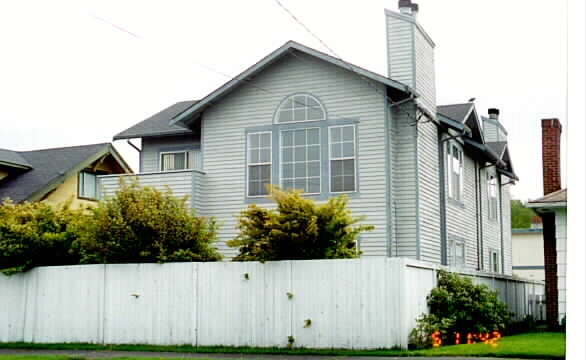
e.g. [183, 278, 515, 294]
[114, 101, 198, 140]
[0, 149, 31, 169]
[437, 103, 474, 123]
[170, 40, 413, 127]
[0, 143, 132, 204]
[486, 141, 507, 158]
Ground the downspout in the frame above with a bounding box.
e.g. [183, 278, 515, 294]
[437, 132, 447, 265]
[474, 161, 481, 270]
[498, 176, 505, 274]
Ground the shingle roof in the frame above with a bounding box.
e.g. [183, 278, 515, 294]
[437, 103, 473, 122]
[113, 101, 197, 140]
[0, 148, 31, 168]
[0, 143, 112, 203]
[486, 141, 507, 158]
[529, 188, 567, 204]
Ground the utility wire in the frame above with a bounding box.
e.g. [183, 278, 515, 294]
[272, 0, 424, 124]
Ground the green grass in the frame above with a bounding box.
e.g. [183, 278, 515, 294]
[0, 332, 565, 359]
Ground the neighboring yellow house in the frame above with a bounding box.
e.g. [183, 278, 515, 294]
[0, 143, 132, 208]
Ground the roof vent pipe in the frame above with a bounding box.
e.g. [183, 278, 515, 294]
[398, 0, 412, 15]
[488, 108, 500, 121]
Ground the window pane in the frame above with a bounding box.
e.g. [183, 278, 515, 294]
[294, 162, 306, 178]
[259, 148, 270, 163]
[307, 145, 320, 161]
[307, 128, 320, 144]
[249, 166, 259, 181]
[342, 126, 354, 142]
[250, 134, 260, 148]
[331, 143, 342, 158]
[342, 142, 354, 157]
[283, 163, 294, 178]
[331, 176, 343, 193]
[81, 172, 97, 198]
[279, 110, 293, 123]
[260, 133, 271, 147]
[293, 95, 307, 107]
[330, 127, 342, 143]
[308, 178, 320, 193]
[260, 164, 271, 180]
[294, 130, 306, 145]
[343, 175, 355, 192]
[283, 148, 293, 162]
[294, 178, 307, 191]
[294, 146, 306, 161]
[293, 108, 305, 121]
[343, 159, 355, 176]
[282, 98, 294, 110]
[249, 149, 259, 164]
[331, 160, 343, 176]
[282, 131, 293, 146]
[308, 162, 320, 177]
[307, 107, 324, 120]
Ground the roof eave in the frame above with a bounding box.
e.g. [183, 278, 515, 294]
[527, 201, 567, 210]
[0, 160, 32, 170]
[113, 129, 193, 141]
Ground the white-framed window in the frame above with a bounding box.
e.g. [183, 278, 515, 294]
[280, 127, 321, 194]
[247, 132, 272, 197]
[78, 171, 97, 199]
[489, 249, 500, 273]
[451, 240, 466, 267]
[446, 141, 464, 201]
[160, 150, 199, 171]
[275, 94, 325, 123]
[487, 173, 498, 219]
[329, 125, 356, 193]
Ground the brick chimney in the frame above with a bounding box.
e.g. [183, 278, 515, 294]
[541, 118, 562, 195]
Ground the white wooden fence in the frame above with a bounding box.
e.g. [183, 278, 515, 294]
[0, 258, 544, 349]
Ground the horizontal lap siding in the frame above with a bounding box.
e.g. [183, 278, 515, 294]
[445, 148, 478, 269]
[417, 119, 440, 263]
[202, 53, 389, 258]
[390, 104, 417, 258]
[414, 29, 436, 113]
[141, 134, 201, 173]
[386, 15, 414, 87]
[481, 167, 501, 271]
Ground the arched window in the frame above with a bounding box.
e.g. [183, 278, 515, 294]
[275, 94, 325, 123]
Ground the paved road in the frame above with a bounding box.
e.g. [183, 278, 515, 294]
[0, 349, 530, 360]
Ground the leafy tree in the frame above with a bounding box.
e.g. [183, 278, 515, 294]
[511, 200, 537, 229]
[227, 187, 373, 261]
[409, 270, 512, 348]
[0, 200, 82, 275]
[73, 179, 222, 264]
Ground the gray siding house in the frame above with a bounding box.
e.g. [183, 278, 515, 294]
[101, 1, 517, 274]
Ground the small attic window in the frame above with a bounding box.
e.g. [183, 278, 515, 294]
[275, 94, 325, 123]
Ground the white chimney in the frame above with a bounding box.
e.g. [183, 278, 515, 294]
[385, 1, 436, 112]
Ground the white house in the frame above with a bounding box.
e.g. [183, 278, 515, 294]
[512, 220, 545, 281]
[100, 0, 517, 275]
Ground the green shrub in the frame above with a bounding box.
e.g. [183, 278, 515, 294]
[409, 270, 512, 348]
[227, 187, 373, 262]
[73, 179, 222, 264]
[506, 315, 539, 335]
[0, 200, 82, 275]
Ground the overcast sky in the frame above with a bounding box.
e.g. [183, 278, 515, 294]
[0, 0, 567, 201]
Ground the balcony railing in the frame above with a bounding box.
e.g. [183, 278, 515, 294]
[97, 169, 205, 211]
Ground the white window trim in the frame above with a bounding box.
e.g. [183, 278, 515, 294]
[489, 249, 501, 273]
[274, 94, 326, 124]
[247, 131, 272, 198]
[78, 171, 98, 200]
[451, 240, 466, 268]
[487, 173, 498, 219]
[446, 141, 464, 202]
[328, 124, 357, 194]
[279, 127, 321, 195]
[159, 151, 192, 172]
